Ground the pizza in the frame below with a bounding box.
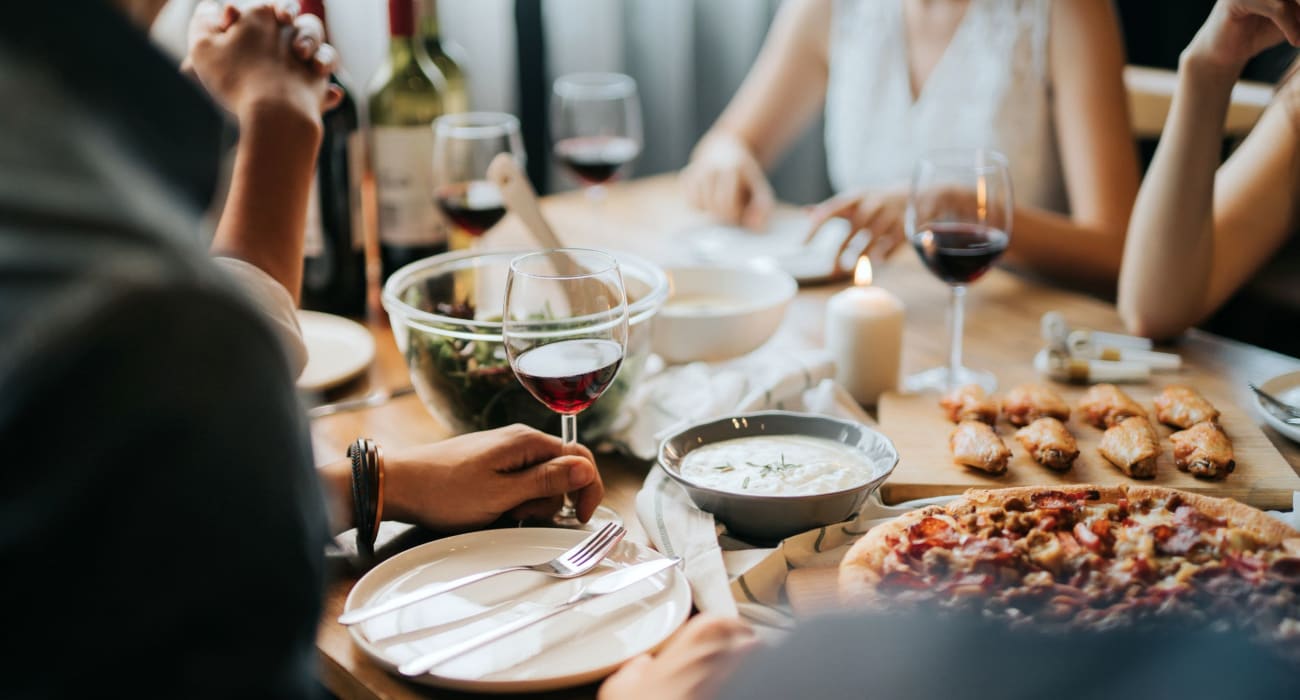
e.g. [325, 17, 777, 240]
[840, 485, 1300, 658]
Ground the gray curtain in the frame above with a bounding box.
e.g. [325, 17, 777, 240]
[582, 0, 832, 204]
[153, 0, 833, 204]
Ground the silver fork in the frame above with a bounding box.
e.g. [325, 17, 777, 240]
[338, 522, 626, 626]
[1250, 383, 1300, 419]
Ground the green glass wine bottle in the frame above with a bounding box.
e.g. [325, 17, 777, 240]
[417, 0, 469, 114]
[369, 0, 451, 282]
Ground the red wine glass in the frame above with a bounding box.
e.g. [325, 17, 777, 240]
[431, 112, 523, 252]
[903, 149, 1013, 393]
[503, 249, 629, 528]
[551, 73, 643, 202]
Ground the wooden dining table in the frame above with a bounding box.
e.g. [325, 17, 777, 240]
[309, 175, 1300, 700]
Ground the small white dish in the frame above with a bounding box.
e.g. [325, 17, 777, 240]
[1256, 370, 1300, 443]
[677, 210, 854, 285]
[296, 311, 375, 392]
[652, 263, 797, 364]
[344, 528, 690, 693]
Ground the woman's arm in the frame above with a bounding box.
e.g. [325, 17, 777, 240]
[213, 102, 321, 303]
[187, 3, 339, 303]
[1007, 0, 1139, 288]
[707, 0, 832, 167]
[804, 0, 1140, 279]
[681, 0, 833, 228]
[1119, 0, 1300, 339]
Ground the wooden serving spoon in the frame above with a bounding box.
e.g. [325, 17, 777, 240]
[487, 152, 566, 250]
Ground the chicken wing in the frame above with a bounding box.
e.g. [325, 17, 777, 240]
[1153, 385, 1220, 430]
[1078, 383, 1146, 429]
[1170, 421, 1235, 479]
[1098, 416, 1160, 479]
[950, 420, 1010, 475]
[940, 384, 999, 425]
[1002, 383, 1071, 427]
[1015, 417, 1079, 471]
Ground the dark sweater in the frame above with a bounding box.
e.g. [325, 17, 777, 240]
[0, 3, 328, 698]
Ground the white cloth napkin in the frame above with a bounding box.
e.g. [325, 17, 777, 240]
[628, 345, 875, 618]
[609, 348, 842, 460]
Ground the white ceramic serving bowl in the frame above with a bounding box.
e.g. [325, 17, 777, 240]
[657, 411, 900, 543]
[651, 263, 797, 364]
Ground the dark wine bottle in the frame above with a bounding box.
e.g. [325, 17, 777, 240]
[300, 0, 368, 317]
[370, 0, 451, 282]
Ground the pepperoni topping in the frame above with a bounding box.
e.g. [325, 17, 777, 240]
[879, 570, 931, 591]
[909, 516, 955, 541]
[1173, 505, 1225, 531]
[1032, 491, 1076, 510]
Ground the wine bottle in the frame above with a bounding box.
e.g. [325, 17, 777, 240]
[300, 0, 368, 317]
[370, 0, 450, 282]
[417, 0, 469, 114]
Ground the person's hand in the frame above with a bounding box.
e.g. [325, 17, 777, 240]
[1185, 0, 1300, 74]
[803, 187, 910, 275]
[382, 425, 606, 531]
[187, 1, 341, 123]
[681, 133, 776, 230]
[599, 616, 760, 700]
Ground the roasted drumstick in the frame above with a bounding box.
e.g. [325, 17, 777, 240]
[950, 420, 1010, 475]
[1014, 417, 1079, 471]
[1078, 383, 1147, 429]
[1153, 385, 1221, 430]
[1098, 416, 1160, 479]
[940, 384, 999, 425]
[1002, 383, 1071, 427]
[1170, 421, 1235, 479]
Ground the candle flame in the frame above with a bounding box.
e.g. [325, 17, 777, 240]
[854, 256, 873, 287]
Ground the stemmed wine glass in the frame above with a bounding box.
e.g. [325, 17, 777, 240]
[503, 249, 628, 528]
[903, 149, 1013, 393]
[551, 73, 643, 201]
[431, 112, 524, 252]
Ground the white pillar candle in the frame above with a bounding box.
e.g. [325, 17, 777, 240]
[825, 258, 905, 406]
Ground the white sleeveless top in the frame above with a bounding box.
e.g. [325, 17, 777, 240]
[824, 0, 1066, 213]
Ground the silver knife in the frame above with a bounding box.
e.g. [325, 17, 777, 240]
[307, 386, 415, 419]
[396, 557, 681, 677]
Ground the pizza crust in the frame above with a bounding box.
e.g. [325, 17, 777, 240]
[839, 484, 1300, 607]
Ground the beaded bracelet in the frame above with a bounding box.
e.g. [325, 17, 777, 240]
[347, 438, 385, 560]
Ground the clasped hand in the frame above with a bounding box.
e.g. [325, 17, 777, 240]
[186, 1, 342, 122]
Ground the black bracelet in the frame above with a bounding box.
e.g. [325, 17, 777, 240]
[348, 438, 382, 561]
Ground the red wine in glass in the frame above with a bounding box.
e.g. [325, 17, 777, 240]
[554, 136, 640, 186]
[435, 181, 507, 237]
[513, 338, 624, 414]
[911, 222, 1009, 284]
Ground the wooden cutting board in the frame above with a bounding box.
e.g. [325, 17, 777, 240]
[877, 380, 1300, 510]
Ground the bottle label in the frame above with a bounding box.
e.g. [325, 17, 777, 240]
[348, 131, 367, 251]
[304, 176, 324, 258]
[373, 125, 444, 248]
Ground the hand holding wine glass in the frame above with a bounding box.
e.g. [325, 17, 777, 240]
[432, 112, 523, 251]
[503, 249, 628, 527]
[551, 73, 643, 199]
[904, 149, 1013, 393]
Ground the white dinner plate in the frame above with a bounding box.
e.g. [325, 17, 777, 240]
[296, 311, 375, 392]
[1256, 370, 1300, 443]
[676, 210, 854, 285]
[344, 528, 691, 693]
